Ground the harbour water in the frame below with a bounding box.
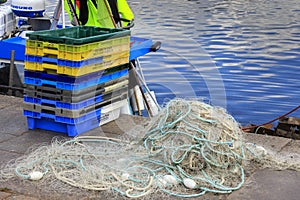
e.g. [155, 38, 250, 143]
[17, 0, 300, 125]
[129, 0, 300, 125]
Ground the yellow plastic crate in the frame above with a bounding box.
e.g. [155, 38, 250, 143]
[24, 52, 129, 77]
[26, 44, 130, 61]
[25, 36, 130, 61]
[60, 43, 130, 61]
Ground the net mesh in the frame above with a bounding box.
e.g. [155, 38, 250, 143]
[1, 98, 299, 198]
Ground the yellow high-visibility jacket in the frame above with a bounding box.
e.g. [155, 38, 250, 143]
[64, 0, 134, 28]
[117, 0, 134, 26]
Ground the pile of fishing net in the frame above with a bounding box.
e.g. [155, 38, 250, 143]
[0, 98, 299, 198]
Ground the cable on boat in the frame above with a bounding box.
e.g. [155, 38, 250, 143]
[241, 104, 300, 131]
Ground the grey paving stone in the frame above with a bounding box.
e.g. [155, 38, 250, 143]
[228, 169, 300, 200]
[0, 149, 22, 165]
[244, 132, 292, 153]
[0, 105, 27, 136]
[0, 191, 12, 199]
[0, 133, 16, 143]
[0, 130, 57, 154]
[6, 195, 39, 200]
[99, 114, 149, 135]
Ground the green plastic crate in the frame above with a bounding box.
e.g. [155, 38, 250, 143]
[26, 26, 131, 45]
[25, 36, 130, 61]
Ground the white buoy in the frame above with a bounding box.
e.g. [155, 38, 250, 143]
[233, 140, 242, 149]
[246, 143, 268, 157]
[183, 178, 197, 189]
[28, 171, 44, 181]
[121, 173, 130, 180]
[233, 166, 240, 174]
[156, 177, 168, 187]
[163, 175, 178, 185]
[255, 145, 267, 156]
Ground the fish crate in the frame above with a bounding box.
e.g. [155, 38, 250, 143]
[23, 90, 128, 118]
[24, 64, 129, 83]
[24, 67, 129, 91]
[24, 52, 129, 76]
[23, 86, 128, 110]
[25, 99, 128, 137]
[25, 36, 130, 61]
[25, 26, 131, 45]
[24, 76, 128, 103]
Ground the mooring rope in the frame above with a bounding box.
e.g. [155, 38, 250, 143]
[241, 104, 300, 131]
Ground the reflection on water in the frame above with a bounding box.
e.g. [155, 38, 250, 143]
[129, 0, 300, 125]
[12, 0, 300, 125]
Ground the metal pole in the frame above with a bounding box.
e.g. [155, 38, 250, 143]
[130, 62, 152, 117]
[103, 0, 117, 28]
[50, 0, 62, 30]
[8, 50, 15, 96]
[61, 0, 65, 28]
[66, 0, 80, 26]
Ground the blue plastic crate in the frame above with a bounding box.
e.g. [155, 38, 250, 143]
[24, 76, 128, 103]
[24, 68, 128, 90]
[24, 93, 103, 110]
[24, 69, 103, 83]
[24, 64, 128, 83]
[27, 116, 102, 137]
[26, 99, 127, 136]
[23, 89, 128, 118]
[24, 105, 102, 124]
[25, 55, 104, 67]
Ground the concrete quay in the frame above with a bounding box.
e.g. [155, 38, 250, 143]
[0, 94, 299, 200]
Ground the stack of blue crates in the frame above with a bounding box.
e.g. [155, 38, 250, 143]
[23, 26, 131, 136]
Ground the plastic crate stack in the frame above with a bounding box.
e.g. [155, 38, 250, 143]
[23, 26, 131, 136]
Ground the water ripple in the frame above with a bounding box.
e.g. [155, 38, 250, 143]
[131, 0, 300, 125]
